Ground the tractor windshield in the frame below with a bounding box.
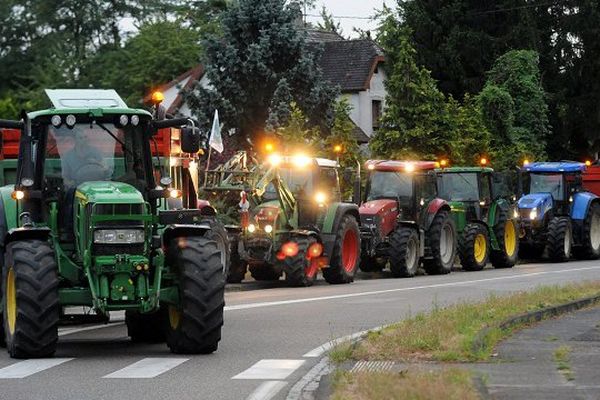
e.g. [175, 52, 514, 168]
[437, 173, 479, 201]
[44, 123, 149, 192]
[366, 171, 413, 201]
[526, 173, 564, 200]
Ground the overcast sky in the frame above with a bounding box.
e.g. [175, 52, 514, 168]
[304, 0, 387, 37]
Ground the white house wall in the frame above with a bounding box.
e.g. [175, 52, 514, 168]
[343, 65, 387, 139]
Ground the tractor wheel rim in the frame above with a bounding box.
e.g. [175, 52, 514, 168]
[342, 229, 359, 273]
[168, 305, 181, 330]
[216, 238, 228, 274]
[591, 213, 600, 250]
[6, 267, 16, 335]
[504, 220, 517, 257]
[564, 227, 572, 256]
[440, 224, 454, 264]
[407, 235, 418, 272]
[474, 233, 487, 264]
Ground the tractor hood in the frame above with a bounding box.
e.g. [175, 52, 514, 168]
[359, 199, 398, 216]
[75, 181, 144, 204]
[517, 193, 553, 210]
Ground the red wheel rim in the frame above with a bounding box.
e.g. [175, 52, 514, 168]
[341, 229, 359, 273]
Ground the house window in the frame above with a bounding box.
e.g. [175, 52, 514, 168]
[372, 100, 382, 129]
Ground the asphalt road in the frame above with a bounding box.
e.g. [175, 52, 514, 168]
[0, 261, 599, 400]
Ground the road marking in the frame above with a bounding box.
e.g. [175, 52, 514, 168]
[303, 325, 386, 358]
[0, 358, 74, 378]
[103, 357, 188, 378]
[246, 381, 288, 400]
[225, 265, 600, 311]
[59, 322, 125, 337]
[232, 359, 305, 380]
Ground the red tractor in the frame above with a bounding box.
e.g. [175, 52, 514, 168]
[359, 160, 457, 277]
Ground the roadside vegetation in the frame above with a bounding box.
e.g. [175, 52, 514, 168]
[554, 345, 574, 381]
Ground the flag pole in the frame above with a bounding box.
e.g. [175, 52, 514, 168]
[204, 145, 212, 187]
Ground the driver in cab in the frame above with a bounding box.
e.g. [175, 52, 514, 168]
[62, 128, 109, 188]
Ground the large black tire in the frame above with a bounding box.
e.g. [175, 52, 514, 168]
[2, 240, 59, 358]
[423, 210, 456, 275]
[573, 202, 600, 260]
[282, 237, 318, 287]
[322, 214, 361, 284]
[546, 216, 572, 262]
[165, 236, 225, 354]
[227, 237, 247, 283]
[201, 218, 230, 278]
[389, 227, 420, 278]
[490, 208, 519, 268]
[459, 223, 490, 271]
[359, 255, 386, 272]
[249, 263, 282, 281]
[126, 309, 166, 343]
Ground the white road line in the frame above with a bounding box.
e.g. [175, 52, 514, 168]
[225, 265, 600, 311]
[303, 325, 386, 358]
[0, 358, 74, 379]
[59, 322, 125, 337]
[103, 357, 188, 379]
[232, 359, 306, 380]
[246, 381, 288, 400]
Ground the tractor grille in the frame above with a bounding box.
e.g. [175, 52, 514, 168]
[93, 243, 145, 256]
[88, 202, 148, 256]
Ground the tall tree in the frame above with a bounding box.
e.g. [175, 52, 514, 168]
[185, 0, 338, 147]
[316, 6, 342, 35]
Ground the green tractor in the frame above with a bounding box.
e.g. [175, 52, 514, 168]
[435, 165, 519, 271]
[0, 89, 225, 358]
[223, 153, 361, 287]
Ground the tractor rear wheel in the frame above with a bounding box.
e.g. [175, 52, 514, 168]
[249, 263, 282, 281]
[490, 209, 519, 268]
[165, 236, 224, 354]
[423, 210, 456, 275]
[2, 240, 59, 358]
[546, 217, 572, 262]
[282, 237, 318, 287]
[573, 202, 600, 260]
[201, 217, 230, 278]
[389, 227, 420, 278]
[459, 223, 490, 271]
[323, 214, 361, 284]
[126, 309, 166, 343]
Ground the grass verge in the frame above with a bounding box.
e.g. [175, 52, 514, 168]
[338, 281, 600, 363]
[331, 368, 479, 400]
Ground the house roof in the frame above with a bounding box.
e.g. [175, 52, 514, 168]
[320, 40, 385, 92]
[350, 119, 370, 144]
[305, 29, 344, 43]
[142, 65, 204, 115]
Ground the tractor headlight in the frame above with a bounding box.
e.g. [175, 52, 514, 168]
[513, 208, 519, 219]
[315, 191, 327, 206]
[264, 224, 273, 234]
[94, 229, 145, 244]
[529, 208, 538, 220]
[247, 224, 257, 233]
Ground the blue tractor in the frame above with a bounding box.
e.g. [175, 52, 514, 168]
[518, 162, 600, 261]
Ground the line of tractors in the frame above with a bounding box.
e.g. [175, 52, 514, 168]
[1, 89, 600, 359]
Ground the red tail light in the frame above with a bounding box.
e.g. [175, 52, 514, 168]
[281, 242, 299, 258]
[307, 242, 324, 259]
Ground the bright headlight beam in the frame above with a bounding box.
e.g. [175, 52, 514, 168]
[529, 208, 538, 220]
[292, 154, 311, 168]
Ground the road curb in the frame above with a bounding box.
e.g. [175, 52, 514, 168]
[471, 293, 600, 354]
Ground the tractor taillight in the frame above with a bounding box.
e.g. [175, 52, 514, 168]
[281, 242, 299, 258]
[307, 242, 324, 258]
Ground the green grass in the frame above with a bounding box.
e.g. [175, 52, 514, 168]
[554, 345, 574, 381]
[332, 281, 600, 363]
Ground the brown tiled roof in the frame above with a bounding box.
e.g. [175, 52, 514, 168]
[319, 40, 384, 92]
[350, 119, 371, 144]
[305, 29, 344, 43]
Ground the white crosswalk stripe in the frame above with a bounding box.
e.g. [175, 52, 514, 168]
[103, 357, 188, 378]
[0, 358, 74, 379]
[232, 359, 305, 380]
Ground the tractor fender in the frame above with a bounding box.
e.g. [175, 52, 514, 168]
[570, 191, 599, 221]
[5, 226, 51, 246]
[424, 199, 451, 230]
[162, 223, 211, 246]
[320, 202, 360, 259]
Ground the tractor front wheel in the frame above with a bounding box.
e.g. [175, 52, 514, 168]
[546, 217, 572, 262]
[126, 309, 166, 343]
[227, 236, 247, 283]
[165, 236, 225, 354]
[490, 209, 519, 268]
[2, 240, 59, 358]
[459, 223, 490, 271]
[423, 210, 456, 275]
[323, 214, 361, 284]
[389, 227, 420, 278]
[201, 218, 231, 278]
[573, 202, 600, 260]
[282, 237, 319, 287]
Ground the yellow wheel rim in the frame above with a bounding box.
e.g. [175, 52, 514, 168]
[504, 220, 517, 257]
[168, 306, 181, 330]
[6, 267, 16, 335]
[474, 234, 487, 264]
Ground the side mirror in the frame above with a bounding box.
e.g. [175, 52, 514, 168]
[181, 126, 202, 153]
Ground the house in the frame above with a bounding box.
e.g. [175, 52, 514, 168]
[148, 30, 386, 144]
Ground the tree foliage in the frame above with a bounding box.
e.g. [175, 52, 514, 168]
[185, 0, 338, 148]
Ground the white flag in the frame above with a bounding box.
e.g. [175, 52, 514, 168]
[209, 110, 224, 153]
